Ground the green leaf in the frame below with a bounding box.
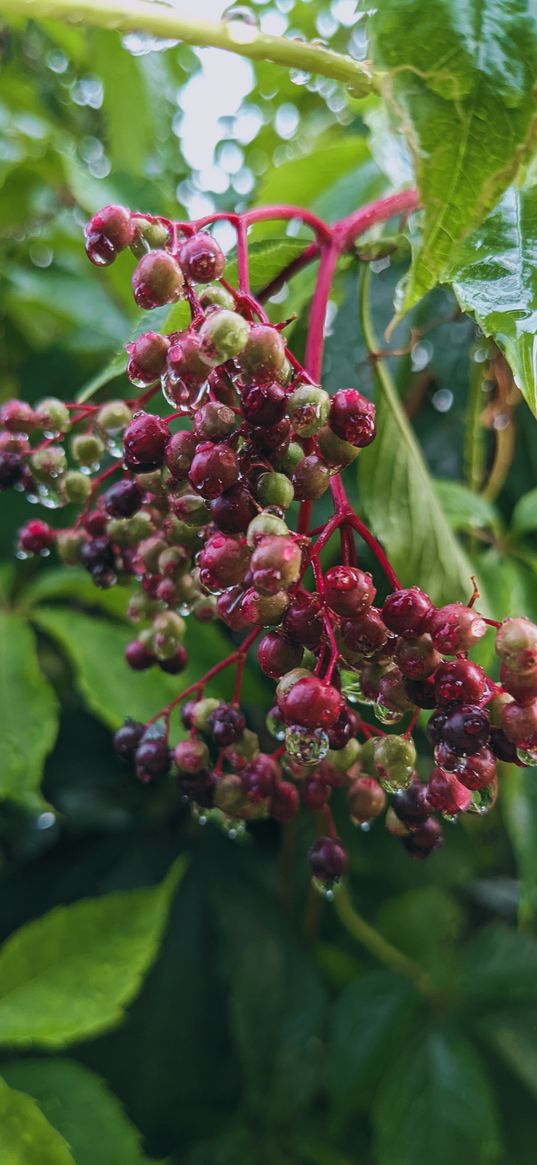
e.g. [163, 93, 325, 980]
[459, 923, 537, 1002]
[1, 1059, 155, 1165]
[501, 766, 537, 925]
[76, 300, 190, 402]
[0, 1077, 75, 1165]
[31, 607, 261, 730]
[327, 971, 417, 1121]
[226, 238, 306, 294]
[377, 887, 463, 981]
[0, 613, 58, 808]
[92, 31, 151, 174]
[0, 859, 183, 1048]
[433, 480, 500, 534]
[256, 137, 374, 208]
[23, 567, 131, 618]
[371, 1, 537, 313]
[477, 1005, 537, 1099]
[358, 274, 480, 605]
[512, 485, 537, 535]
[448, 187, 537, 416]
[373, 1022, 500, 1165]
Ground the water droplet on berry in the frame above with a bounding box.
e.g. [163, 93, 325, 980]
[266, 708, 286, 741]
[285, 724, 330, 765]
[312, 878, 335, 901]
[341, 671, 374, 705]
[374, 699, 404, 725]
[467, 785, 496, 815]
[106, 435, 125, 458]
[517, 746, 537, 766]
[37, 483, 63, 509]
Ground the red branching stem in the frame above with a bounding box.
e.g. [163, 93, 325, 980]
[304, 241, 339, 382]
[346, 512, 401, 591]
[73, 461, 123, 528]
[258, 240, 320, 303]
[146, 626, 261, 726]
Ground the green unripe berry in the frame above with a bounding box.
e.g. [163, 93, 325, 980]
[292, 453, 330, 500]
[158, 546, 190, 575]
[226, 727, 260, 762]
[372, 735, 416, 794]
[288, 385, 330, 437]
[96, 400, 132, 433]
[247, 512, 289, 548]
[31, 445, 67, 483]
[214, 773, 244, 814]
[234, 323, 287, 381]
[35, 397, 70, 434]
[328, 738, 362, 772]
[151, 610, 186, 660]
[198, 282, 235, 311]
[164, 516, 203, 548]
[62, 470, 92, 504]
[256, 472, 294, 510]
[71, 433, 105, 468]
[275, 441, 305, 473]
[317, 425, 360, 468]
[127, 591, 159, 621]
[276, 357, 293, 387]
[358, 737, 377, 777]
[199, 309, 249, 364]
[130, 216, 171, 258]
[192, 697, 222, 732]
[56, 529, 85, 564]
[106, 513, 153, 546]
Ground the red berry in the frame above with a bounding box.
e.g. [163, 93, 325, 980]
[87, 204, 134, 250]
[124, 412, 169, 471]
[198, 533, 250, 589]
[308, 836, 347, 885]
[501, 698, 537, 745]
[270, 780, 299, 823]
[281, 675, 343, 730]
[302, 778, 331, 810]
[159, 645, 189, 674]
[341, 608, 390, 657]
[404, 675, 437, 709]
[426, 768, 472, 814]
[125, 640, 155, 671]
[435, 659, 487, 705]
[135, 736, 171, 781]
[324, 565, 376, 618]
[395, 634, 441, 680]
[189, 441, 239, 500]
[500, 663, 537, 705]
[442, 704, 490, 755]
[258, 632, 303, 679]
[327, 705, 359, 750]
[382, 587, 433, 636]
[348, 777, 386, 824]
[179, 232, 225, 282]
[241, 382, 287, 426]
[126, 332, 170, 386]
[428, 604, 487, 654]
[18, 519, 54, 555]
[164, 430, 197, 480]
[329, 389, 376, 447]
[210, 484, 256, 533]
[283, 591, 324, 649]
[241, 754, 279, 801]
[457, 747, 497, 790]
[401, 816, 443, 859]
[104, 479, 143, 519]
[1, 400, 36, 434]
[132, 251, 184, 310]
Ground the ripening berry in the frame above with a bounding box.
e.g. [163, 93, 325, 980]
[329, 389, 376, 447]
[132, 250, 184, 309]
[164, 430, 197, 481]
[457, 747, 497, 790]
[499, 663, 537, 705]
[496, 617, 537, 673]
[208, 704, 246, 747]
[372, 734, 416, 793]
[435, 658, 487, 705]
[288, 384, 330, 437]
[241, 587, 289, 626]
[241, 754, 279, 801]
[96, 400, 132, 434]
[234, 324, 287, 383]
[198, 309, 249, 364]
[87, 204, 134, 251]
[291, 454, 330, 500]
[1, 399, 36, 434]
[251, 417, 291, 454]
[211, 484, 256, 534]
[442, 704, 490, 755]
[341, 608, 391, 658]
[308, 836, 347, 885]
[188, 441, 239, 500]
[317, 425, 360, 467]
[382, 587, 433, 636]
[166, 333, 211, 393]
[395, 634, 441, 680]
[104, 479, 143, 519]
[174, 738, 210, 773]
[501, 698, 537, 745]
[489, 726, 523, 764]
[18, 519, 55, 555]
[258, 632, 303, 679]
[125, 639, 156, 671]
[159, 645, 189, 674]
[124, 411, 169, 472]
[114, 719, 145, 762]
[348, 776, 386, 824]
[327, 705, 359, 750]
[426, 768, 472, 814]
[401, 817, 443, 860]
[250, 535, 302, 595]
[198, 533, 250, 589]
[194, 402, 237, 442]
[391, 780, 431, 829]
[126, 332, 170, 386]
[135, 736, 171, 781]
[324, 565, 376, 618]
[280, 675, 344, 730]
[428, 603, 487, 654]
[283, 591, 324, 649]
[179, 232, 225, 282]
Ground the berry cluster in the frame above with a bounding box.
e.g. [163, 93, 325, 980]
[2, 199, 532, 895]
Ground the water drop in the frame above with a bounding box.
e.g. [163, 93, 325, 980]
[517, 746, 537, 766]
[285, 724, 330, 766]
[374, 699, 404, 725]
[290, 66, 311, 86]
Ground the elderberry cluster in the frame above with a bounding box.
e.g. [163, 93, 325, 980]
[2, 201, 535, 894]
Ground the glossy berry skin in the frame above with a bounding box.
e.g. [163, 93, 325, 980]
[348, 776, 386, 823]
[391, 781, 431, 829]
[489, 726, 522, 764]
[501, 698, 537, 745]
[329, 389, 376, 447]
[270, 781, 299, 823]
[104, 479, 143, 519]
[126, 331, 169, 386]
[114, 719, 145, 762]
[1, 399, 36, 433]
[159, 645, 188, 674]
[426, 709, 449, 745]
[241, 382, 287, 426]
[189, 442, 239, 500]
[426, 768, 472, 814]
[428, 604, 487, 654]
[442, 704, 490, 755]
[457, 747, 497, 790]
[80, 537, 115, 576]
[179, 233, 225, 282]
[87, 204, 133, 250]
[124, 412, 169, 471]
[283, 591, 324, 649]
[404, 676, 437, 709]
[236, 325, 287, 384]
[125, 639, 155, 671]
[211, 485, 257, 534]
[132, 250, 184, 309]
[241, 754, 279, 802]
[135, 737, 171, 781]
[18, 519, 54, 554]
[308, 836, 347, 885]
[208, 704, 246, 747]
[324, 566, 375, 618]
[327, 705, 359, 750]
[281, 675, 344, 730]
[341, 608, 390, 657]
[435, 658, 487, 705]
[0, 451, 23, 490]
[165, 430, 197, 480]
[499, 663, 537, 705]
[198, 534, 250, 589]
[401, 817, 443, 860]
[258, 632, 303, 680]
[395, 635, 441, 680]
[496, 617, 537, 673]
[382, 587, 433, 636]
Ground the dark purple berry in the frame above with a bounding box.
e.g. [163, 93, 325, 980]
[114, 719, 145, 762]
[442, 704, 490, 755]
[0, 451, 23, 491]
[308, 836, 347, 885]
[135, 736, 171, 781]
[104, 479, 143, 519]
[208, 704, 246, 747]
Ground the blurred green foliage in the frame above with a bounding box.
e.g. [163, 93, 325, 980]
[2, 3, 537, 1163]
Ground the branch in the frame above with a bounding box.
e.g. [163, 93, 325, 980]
[1, 0, 377, 92]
